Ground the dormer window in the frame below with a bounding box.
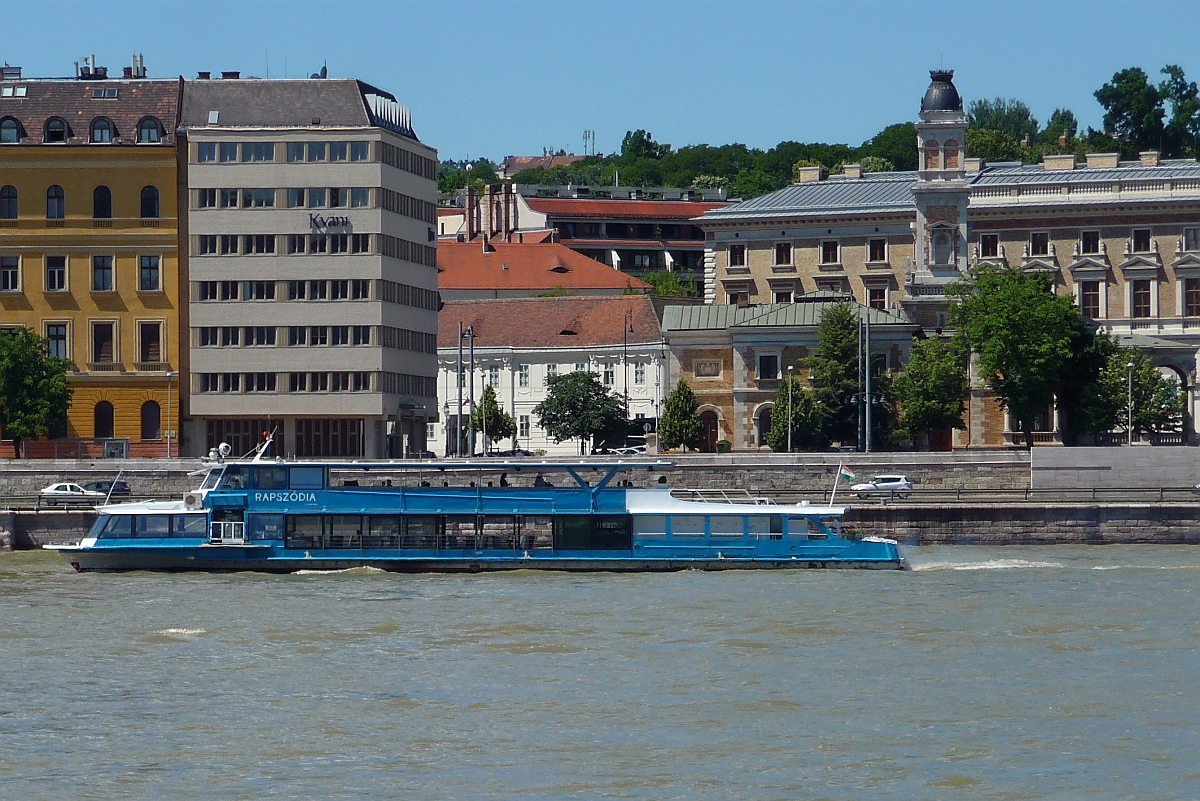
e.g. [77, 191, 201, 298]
[90, 118, 113, 144]
[44, 118, 67, 144]
[91, 88, 118, 99]
[137, 117, 161, 144]
[0, 117, 19, 144]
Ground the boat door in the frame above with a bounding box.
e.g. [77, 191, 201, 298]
[210, 509, 246, 544]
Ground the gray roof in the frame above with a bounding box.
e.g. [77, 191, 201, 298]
[969, 160, 1200, 186]
[663, 292, 915, 332]
[702, 173, 916, 221]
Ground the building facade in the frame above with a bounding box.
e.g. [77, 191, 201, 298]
[432, 296, 665, 456]
[0, 68, 182, 456]
[180, 76, 438, 458]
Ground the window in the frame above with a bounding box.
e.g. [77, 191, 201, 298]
[242, 142, 274, 162]
[247, 373, 276, 392]
[351, 234, 370, 253]
[1081, 230, 1101, 255]
[45, 323, 67, 359]
[139, 321, 162, 363]
[633, 253, 651, 269]
[729, 290, 749, 306]
[519, 415, 530, 439]
[219, 188, 239, 209]
[197, 142, 216, 162]
[92, 322, 115, 363]
[1132, 228, 1152, 253]
[820, 240, 840, 264]
[329, 142, 348, 162]
[546, 364, 557, 380]
[141, 401, 161, 440]
[220, 234, 238, 254]
[218, 327, 240, 347]
[243, 234, 276, 254]
[219, 143, 238, 163]
[307, 188, 327, 208]
[329, 234, 349, 254]
[331, 326, 350, 346]
[0, 184, 16, 219]
[1131, 279, 1152, 318]
[287, 326, 307, 345]
[351, 141, 370, 161]
[774, 242, 792, 266]
[219, 281, 239, 300]
[138, 255, 160, 291]
[90, 118, 112, 144]
[352, 325, 370, 345]
[287, 234, 306, 254]
[774, 290, 792, 304]
[575, 362, 587, 373]
[45, 256, 66, 291]
[486, 364, 500, 388]
[1030, 232, 1049, 257]
[868, 286, 887, 310]
[287, 188, 305, 208]
[1185, 228, 1200, 252]
[1, 118, 19, 143]
[635, 362, 646, 385]
[0, 256, 17, 291]
[140, 186, 159, 218]
[46, 185, 65, 219]
[729, 244, 746, 267]
[518, 364, 529, 387]
[197, 188, 216, 209]
[44, 118, 66, 144]
[246, 326, 276, 346]
[868, 238, 887, 262]
[1080, 281, 1101, 319]
[244, 281, 275, 300]
[310, 326, 328, 345]
[1186, 278, 1200, 316]
[351, 188, 370, 208]
[329, 188, 348, 208]
[600, 365, 613, 385]
[243, 188, 274, 208]
[94, 401, 114, 438]
[287, 142, 305, 163]
[980, 233, 998, 258]
[91, 87, 118, 99]
[198, 327, 218, 346]
[758, 354, 779, 380]
[351, 279, 370, 299]
[307, 142, 326, 162]
[137, 118, 161, 143]
[197, 235, 217, 255]
[289, 372, 307, 392]
[308, 235, 327, 254]
[309, 280, 328, 299]
[91, 255, 113, 291]
[330, 280, 348, 299]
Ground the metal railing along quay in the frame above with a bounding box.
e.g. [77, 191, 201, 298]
[676, 486, 1200, 506]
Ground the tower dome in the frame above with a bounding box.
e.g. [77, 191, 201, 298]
[921, 70, 962, 112]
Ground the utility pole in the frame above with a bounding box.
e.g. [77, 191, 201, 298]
[1127, 360, 1135, 445]
[468, 328, 475, 457]
[456, 322, 464, 457]
[857, 317, 865, 451]
[864, 311, 873, 454]
[787, 365, 794, 453]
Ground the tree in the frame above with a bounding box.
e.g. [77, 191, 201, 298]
[807, 301, 859, 446]
[470, 384, 516, 452]
[641, 271, 697, 298]
[689, 174, 729, 189]
[966, 128, 1022, 162]
[620, 129, 671, 161]
[533, 371, 626, 454]
[857, 155, 895, 173]
[765, 374, 829, 452]
[950, 267, 1079, 449]
[891, 337, 968, 448]
[1095, 67, 1165, 153]
[790, 158, 827, 182]
[1081, 348, 1185, 439]
[1159, 65, 1200, 157]
[1052, 319, 1115, 445]
[859, 122, 918, 171]
[967, 98, 1039, 142]
[658, 379, 703, 452]
[0, 327, 73, 458]
[1040, 108, 1079, 146]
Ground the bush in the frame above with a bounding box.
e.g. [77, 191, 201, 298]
[716, 439, 732, 453]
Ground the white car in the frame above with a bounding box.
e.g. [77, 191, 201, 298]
[850, 475, 913, 499]
[38, 483, 107, 506]
[612, 446, 646, 456]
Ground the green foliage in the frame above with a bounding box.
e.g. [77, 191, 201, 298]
[857, 155, 895, 173]
[1160, 64, 1200, 157]
[536, 286, 580, 298]
[949, 266, 1080, 448]
[533, 371, 627, 454]
[1095, 67, 1166, 154]
[1081, 348, 1185, 437]
[967, 98, 1039, 142]
[791, 158, 827, 182]
[437, 159, 499, 194]
[766, 375, 829, 452]
[641, 271, 697, 298]
[620, 129, 672, 160]
[689, 174, 729, 189]
[966, 128, 1022, 162]
[0, 327, 73, 458]
[892, 337, 968, 444]
[1040, 108, 1079, 146]
[1052, 320, 1115, 445]
[859, 122, 918, 171]
[470, 385, 516, 450]
[658, 379, 703, 451]
[807, 302, 860, 446]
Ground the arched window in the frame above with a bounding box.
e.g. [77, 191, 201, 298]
[46, 185, 65, 219]
[943, 139, 960, 169]
[140, 400, 161, 440]
[924, 139, 940, 170]
[93, 186, 112, 219]
[94, 401, 114, 439]
[699, 410, 719, 454]
[90, 117, 113, 144]
[0, 185, 16, 219]
[137, 117, 161, 144]
[140, 186, 159, 219]
[43, 117, 67, 144]
[0, 117, 19, 144]
[757, 405, 773, 447]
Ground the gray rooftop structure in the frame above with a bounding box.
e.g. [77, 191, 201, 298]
[662, 292, 914, 332]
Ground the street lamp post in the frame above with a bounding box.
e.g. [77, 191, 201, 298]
[443, 401, 450, 457]
[623, 308, 633, 419]
[1127, 360, 1135, 445]
[166, 370, 177, 458]
[787, 365, 794, 454]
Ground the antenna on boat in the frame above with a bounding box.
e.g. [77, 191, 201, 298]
[251, 428, 278, 463]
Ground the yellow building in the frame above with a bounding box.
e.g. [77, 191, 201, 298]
[0, 73, 183, 457]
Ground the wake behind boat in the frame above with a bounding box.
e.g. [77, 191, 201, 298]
[45, 436, 903, 573]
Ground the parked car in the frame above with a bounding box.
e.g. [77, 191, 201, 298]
[850, 475, 913, 499]
[612, 446, 647, 456]
[38, 483, 107, 506]
[82, 480, 132, 498]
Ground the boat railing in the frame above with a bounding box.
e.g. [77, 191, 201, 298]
[209, 521, 245, 545]
[674, 488, 778, 506]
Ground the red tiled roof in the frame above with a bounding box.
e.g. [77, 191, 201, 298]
[0, 79, 180, 145]
[438, 295, 661, 349]
[437, 207, 462, 217]
[438, 241, 650, 292]
[524, 197, 727, 220]
[502, 154, 584, 172]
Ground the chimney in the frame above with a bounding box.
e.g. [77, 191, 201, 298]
[0, 66, 21, 80]
[197, 71, 211, 80]
[1058, 135, 1067, 147]
[123, 66, 133, 79]
[1043, 154, 1076, 171]
[843, 163, 863, 179]
[221, 71, 240, 80]
[464, 185, 477, 241]
[796, 166, 824, 183]
[1140, 151, 1160, 167]
[1086, 153, 1120, 169]
[964, 157, 984, 172]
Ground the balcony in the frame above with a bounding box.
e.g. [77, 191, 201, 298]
[971, 243, 1008, 267]
[86, 362, 123, 372]
[135, 362, 170, 372]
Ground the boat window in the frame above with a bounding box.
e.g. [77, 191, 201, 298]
[246, 514, 284, 540]
[87, 515, 110, 539]
[671, 515, 705, 538]
[200, 469, 223, 490]
[173, 515, 208, 538]
[444, 515, 477, 548]
[329, 515, 362, 548]
[289, 466, 325, 490]
[96, 515, 132, 538]
[710, 516, 745, 539]
[366, 516, 400, 548]
[285, 515, 324, 549]
[787, 517, 812, 538]
[480, 515, 518, 550]
[253, 465, 287, 489]
[553, 515, 631, 550]
[749, 516, 783, 538]
[220, 466, 250, 490]
[521, 515, 554, 549]
[403, 515, 440, 548]
[632, 515, 666, 539]
[135, 515, 171, 538]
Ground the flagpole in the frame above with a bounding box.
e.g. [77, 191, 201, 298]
[830, 463, 841, 506]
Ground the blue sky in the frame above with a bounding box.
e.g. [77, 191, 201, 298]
[5, 1, 1200, 161]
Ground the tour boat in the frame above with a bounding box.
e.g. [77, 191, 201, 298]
[45, 438, 903, 573]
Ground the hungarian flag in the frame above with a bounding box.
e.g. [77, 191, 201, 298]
[838, 466, 856, 483]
